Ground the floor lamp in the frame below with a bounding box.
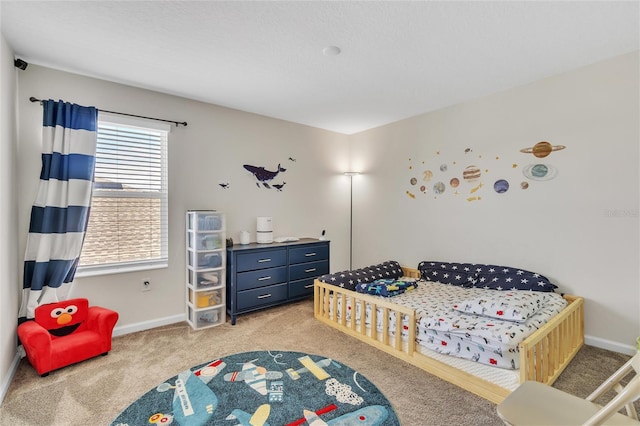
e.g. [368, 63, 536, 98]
[344, 172, 359, 270]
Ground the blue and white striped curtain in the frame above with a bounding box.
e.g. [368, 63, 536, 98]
[19, 100, 98, 320]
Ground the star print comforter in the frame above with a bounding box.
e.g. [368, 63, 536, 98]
[330, 280, 567, 370]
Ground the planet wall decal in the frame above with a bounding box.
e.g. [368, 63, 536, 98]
[433, 182, 445, 194]
[494, 179, 509, 193]
[423, 170, 433, 181]
[520, 141, 566, 158]
[523, 163, 558, 181]
[450, 177, 460, 188]
[410, 177, 417, 185]
[463, 165, 481, 183]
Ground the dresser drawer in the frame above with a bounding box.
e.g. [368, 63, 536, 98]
[236, 248, 287, 272]
[237, 283, 288, 310]
[289, 244, 329, 265]
[237, 266, 287, 291]
[289, 260, 329, 281]
[289, 278, 315, 299]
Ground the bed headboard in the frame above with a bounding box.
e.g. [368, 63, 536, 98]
[401, 266, 420, 278]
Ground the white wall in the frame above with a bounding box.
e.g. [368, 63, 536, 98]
[0, 33, 20, 402]
[350, 52, 640, 353]
[16, 65, 351, 331]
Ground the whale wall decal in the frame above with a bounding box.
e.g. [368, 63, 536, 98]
[244, 163, 287, 189]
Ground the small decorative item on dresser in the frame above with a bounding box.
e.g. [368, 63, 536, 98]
[239, 230, 250, 245]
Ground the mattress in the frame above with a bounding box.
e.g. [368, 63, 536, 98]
[329, 279, 567, 370]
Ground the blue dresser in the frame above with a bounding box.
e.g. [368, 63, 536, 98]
[226, 239, 330, 325]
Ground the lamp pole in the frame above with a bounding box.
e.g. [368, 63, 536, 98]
[344, 172, 359, 269]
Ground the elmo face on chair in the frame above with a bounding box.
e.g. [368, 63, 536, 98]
[36, 300, 88, 337]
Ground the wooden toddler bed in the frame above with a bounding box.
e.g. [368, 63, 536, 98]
[314, 265, 584, 404]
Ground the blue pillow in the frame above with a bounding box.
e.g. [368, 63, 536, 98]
[417, 261, 475, 287]
[418, 261, 558, 292]
[470, 263, 557, 292]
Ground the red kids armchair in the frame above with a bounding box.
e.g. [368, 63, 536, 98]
[17, 298, 119, 376]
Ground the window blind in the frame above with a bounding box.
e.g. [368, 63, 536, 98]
[78, 116, 169, 275]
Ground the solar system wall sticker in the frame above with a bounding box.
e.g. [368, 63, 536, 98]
[405, 141, 566, 202]
[218, 157, 296, 192]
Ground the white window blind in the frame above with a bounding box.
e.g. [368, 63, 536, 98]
[78, 113, 169, 276]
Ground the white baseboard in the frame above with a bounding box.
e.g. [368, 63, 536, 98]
[112, 313, 186, 337]
[585, 334, 637, 356]
[0, 350, 22, 405]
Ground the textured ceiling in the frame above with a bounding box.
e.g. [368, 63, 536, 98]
[2, 1, 638, 135]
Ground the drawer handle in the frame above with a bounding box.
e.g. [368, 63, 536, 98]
[258, 276, 271, 281]
[258, 258, 272, 263]
[304, 268, 317, 273]
[304, 253, 317, 257]
[257, 293, 272, 299]
[304, 284, 314, 288]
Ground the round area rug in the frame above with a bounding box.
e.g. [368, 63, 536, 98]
[111, 350, 400, 425]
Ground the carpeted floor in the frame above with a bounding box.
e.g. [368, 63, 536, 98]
[0, 298, 634, 425]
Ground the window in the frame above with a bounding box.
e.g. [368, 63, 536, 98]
[77, 113, 169, 276]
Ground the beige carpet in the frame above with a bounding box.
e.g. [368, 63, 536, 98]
[0, 299, 633, 425]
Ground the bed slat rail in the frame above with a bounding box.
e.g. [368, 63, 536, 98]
[519, 294, 584, 384]
[314, 280, 416, 357]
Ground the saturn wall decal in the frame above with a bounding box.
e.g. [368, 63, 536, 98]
[520, 141, 566, 158]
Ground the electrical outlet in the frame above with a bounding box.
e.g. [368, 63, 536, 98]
[141, 279, 151, 292]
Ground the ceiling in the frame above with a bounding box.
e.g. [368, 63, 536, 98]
[2, 1, 638, 135]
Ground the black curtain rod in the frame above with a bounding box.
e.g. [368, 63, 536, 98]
[29, 97, 187, 127]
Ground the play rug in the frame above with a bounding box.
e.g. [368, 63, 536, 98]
[111, 350, 400, 425]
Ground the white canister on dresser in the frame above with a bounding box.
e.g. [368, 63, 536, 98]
[239, 231, 250, 245]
